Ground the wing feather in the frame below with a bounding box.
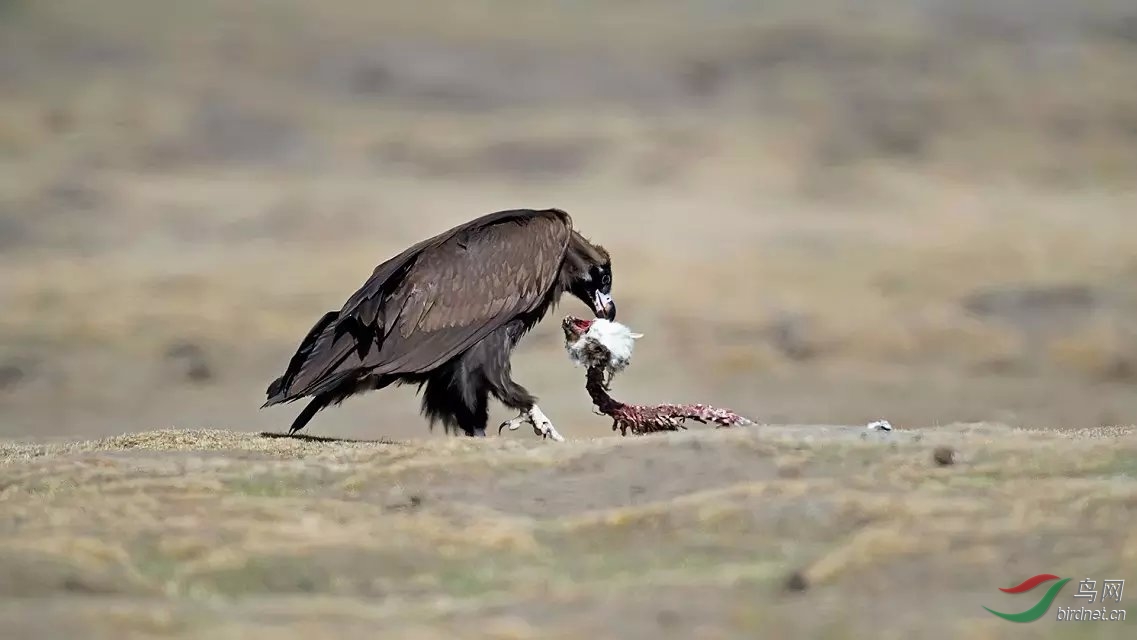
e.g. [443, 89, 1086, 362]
[366, 212, 571, 374]
[269, 209, 573, 402]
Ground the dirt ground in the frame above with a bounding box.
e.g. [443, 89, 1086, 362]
[1, 424, 1135, 639]
[3, 0, 1137, 441]
[2, 1, 1137, 637]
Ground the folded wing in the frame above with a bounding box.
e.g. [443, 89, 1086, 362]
[264, 209, 572, 405]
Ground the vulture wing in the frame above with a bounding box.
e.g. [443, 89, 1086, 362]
[265, 209, 572, 404]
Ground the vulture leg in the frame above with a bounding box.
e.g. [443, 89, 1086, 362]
[497, 407, 564, 442]
[474, 322, 566, 442]
[527, 405, 564, 442]
[447, 382, 488, 437]
[419, 359, 489, 437]
[463, 389, 489, 437]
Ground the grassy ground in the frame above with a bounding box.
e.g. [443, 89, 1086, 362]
[2, 0, 1137, 438]
[2, 424, 1136, 639]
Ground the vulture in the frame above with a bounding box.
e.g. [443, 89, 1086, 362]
[262, 208, 615, 441]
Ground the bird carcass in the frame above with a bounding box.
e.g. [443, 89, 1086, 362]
[560, 316, 755, 435]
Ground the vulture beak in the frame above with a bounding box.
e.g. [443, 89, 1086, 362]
[591, 290, 616, 320]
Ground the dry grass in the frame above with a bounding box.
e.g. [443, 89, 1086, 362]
[2, 425, 1136, 638]
[1, 2, 1137, 437]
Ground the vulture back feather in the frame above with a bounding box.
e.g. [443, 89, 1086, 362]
[264, 209, 574, 407]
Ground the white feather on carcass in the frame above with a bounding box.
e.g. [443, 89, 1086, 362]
[565, 319, 643, 375]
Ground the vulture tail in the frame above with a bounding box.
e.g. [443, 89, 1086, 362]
[288, 394, 331, 434]
[263, 310, 341, 407]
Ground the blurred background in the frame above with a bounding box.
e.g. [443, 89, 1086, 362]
[2, 0, 1137, 441]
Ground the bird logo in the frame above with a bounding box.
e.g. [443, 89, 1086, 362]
[983, 574, 1070, 622]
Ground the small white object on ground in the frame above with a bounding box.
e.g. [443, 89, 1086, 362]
[867, 419, 893, 432]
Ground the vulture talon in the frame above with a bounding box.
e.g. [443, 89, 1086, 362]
[526, 405, 565, 442]
[498, 412, 526, 435]
[498, 406, 564, 442]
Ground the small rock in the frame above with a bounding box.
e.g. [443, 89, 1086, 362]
[784, 571, 809, 592]
[933, 446, 956, 466]
[867, 419, 893, 432]
[776, 464, 803, 478]
[768, 312, 817, 361]
[164, 341, 214, 383]
[384, 487, 423, 511]
[0, 362, 29, 390]
[1103, 356, 1137, 382]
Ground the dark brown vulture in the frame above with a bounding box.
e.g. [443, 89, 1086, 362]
[262, 208, 615, 441]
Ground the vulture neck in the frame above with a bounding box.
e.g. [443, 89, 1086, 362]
[559, 233, 606, 290]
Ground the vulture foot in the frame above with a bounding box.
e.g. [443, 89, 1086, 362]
[497, 405, 565, 442]
[527, 404, 564, 442]
[498, 412, 526, 434]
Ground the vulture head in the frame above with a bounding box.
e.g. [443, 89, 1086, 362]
[562, 231, 616, 320]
